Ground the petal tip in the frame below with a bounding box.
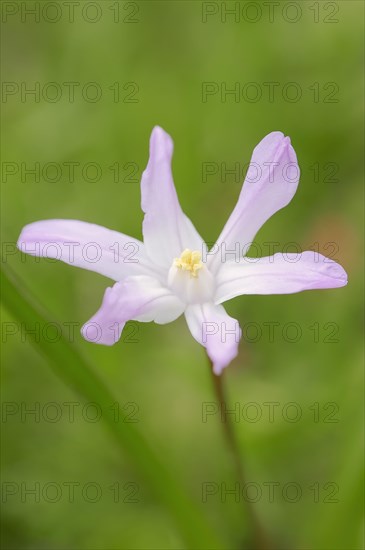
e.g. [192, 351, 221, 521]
[150, 125, 172, 143]
[81, 322, 94, 343]
[81, 321, 118, 346]
[267, 130, 284, 138]
[17, 225, 34, 252]
[212, 362, 225, 376]
[332, 264, 348, 286]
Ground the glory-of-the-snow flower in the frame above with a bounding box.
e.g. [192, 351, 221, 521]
[18, 127, 348, 374]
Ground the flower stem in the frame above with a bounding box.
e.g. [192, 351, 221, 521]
[208, 356, 271, 550]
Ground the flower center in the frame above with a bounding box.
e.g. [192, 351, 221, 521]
[168, 248, 214, 304]
[173, 249, 203, 278]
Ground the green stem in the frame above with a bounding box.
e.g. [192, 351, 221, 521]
[208, 356, 271, 550]
[1, 264, 227, 549]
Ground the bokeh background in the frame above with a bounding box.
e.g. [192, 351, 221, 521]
[1, 1, 364, 549]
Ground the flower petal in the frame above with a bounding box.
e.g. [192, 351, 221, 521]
[141, 126, 205, 268]
[208, 132, 300, 273]
[184, 303, 241, 375]
[82, 275, 185, 345]
[215, 252, 348, 303]
[17, 219, 161, 281]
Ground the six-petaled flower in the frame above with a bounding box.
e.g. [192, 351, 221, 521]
[18, 127, 348, 374]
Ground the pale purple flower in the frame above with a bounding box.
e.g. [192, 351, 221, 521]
[18, 128, 348, 374]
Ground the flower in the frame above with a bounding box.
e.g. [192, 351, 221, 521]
[17, 127, 348, 374]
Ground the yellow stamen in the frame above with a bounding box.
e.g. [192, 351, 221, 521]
[173, 249, 203, 278]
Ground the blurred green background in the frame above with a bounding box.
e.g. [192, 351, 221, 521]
[1, 1, 364, 549]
